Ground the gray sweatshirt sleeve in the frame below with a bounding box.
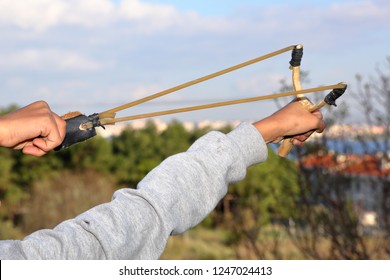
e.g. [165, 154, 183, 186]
[0, 122, 268, 259]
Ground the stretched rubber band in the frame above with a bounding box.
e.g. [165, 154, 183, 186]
[55, 44, 347, 151]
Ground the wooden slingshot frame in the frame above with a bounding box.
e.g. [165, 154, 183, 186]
[57, 44, 347, 153]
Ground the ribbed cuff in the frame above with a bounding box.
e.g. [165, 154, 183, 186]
[227, 122, 268, 167]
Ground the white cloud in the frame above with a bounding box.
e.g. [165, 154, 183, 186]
[0, 0, 65, 30]
[0, 49, 102, 71]
[0, 0, 231, 33]
[0, 0, 116, 31]
[118, 0, 231, 33]
[118, 0, 186, 33]
[0, 0, 388, 37]
[230, 0, 390, 41]
[330, 1, 389, 23]
[62, 0, 116, 28]
[0, 0, 186, 32]
[119, 0, 176, 21]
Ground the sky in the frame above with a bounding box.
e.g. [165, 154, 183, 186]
[0, 0, 389, 124]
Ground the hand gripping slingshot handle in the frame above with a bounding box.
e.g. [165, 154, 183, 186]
[277, 83, 348, 157]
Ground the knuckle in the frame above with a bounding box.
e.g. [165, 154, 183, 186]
[33, 100, 50, 109]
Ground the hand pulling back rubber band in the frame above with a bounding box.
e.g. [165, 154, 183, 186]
[55, 44, 348, 153]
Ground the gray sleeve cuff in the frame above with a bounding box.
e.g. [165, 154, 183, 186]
[227, 122, 268, 167]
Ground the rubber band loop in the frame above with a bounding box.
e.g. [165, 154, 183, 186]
[289, 46, 303, 67]
[88, 113, 105, 129]
[324, 85, 348, 106]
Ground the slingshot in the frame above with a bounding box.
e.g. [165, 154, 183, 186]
[56, 44, 347, 156]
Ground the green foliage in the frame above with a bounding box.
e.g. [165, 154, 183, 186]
[214, 147, 300, 259]
[110, 120, 199, 187]
[160, 120, 191, 157]
[0, 219, 24, 240]
[22, 170, 115, 233]
[12, 152, 64, 187]
[57, 135, 114, 173]
[111, 121, 164, 187]
[161, 228, 236, 260]
[230, 148, 299, 224]
[0, 148, 14, 192]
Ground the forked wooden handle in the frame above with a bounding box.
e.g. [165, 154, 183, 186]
[278, 138, 295, 157]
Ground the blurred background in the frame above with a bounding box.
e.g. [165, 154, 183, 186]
[0, 0, 389, 259]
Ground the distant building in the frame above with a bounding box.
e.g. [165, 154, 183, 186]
[301, 152, 390, 231]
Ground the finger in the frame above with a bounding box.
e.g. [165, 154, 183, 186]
[293, 130, 315, 142]
[32, 137, 60, 153]
[310, 109, 323, 119]
[22, 143, 47, 157]
[53, 113, 67, 140]
[12, 140, 30, 150]
[36, 114, 66, 152]
[292, 138, 306, 147]
[292, 121, 325, 145]
[316, 119, 326, 133]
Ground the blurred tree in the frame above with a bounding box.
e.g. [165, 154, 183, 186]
[111, 121, 165, 187]
[22, 170, 115, 233]
[160, 120, 191, 158]
[57, 135, 114, 173]
[223, 148, 300, 259]
[0, 105, 29, 233]
[280, 60, 390, 259]
[351, 57, 390, 256]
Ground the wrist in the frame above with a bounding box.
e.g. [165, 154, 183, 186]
[252, 117, 282, 144]
[0, 115, 9, 147]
